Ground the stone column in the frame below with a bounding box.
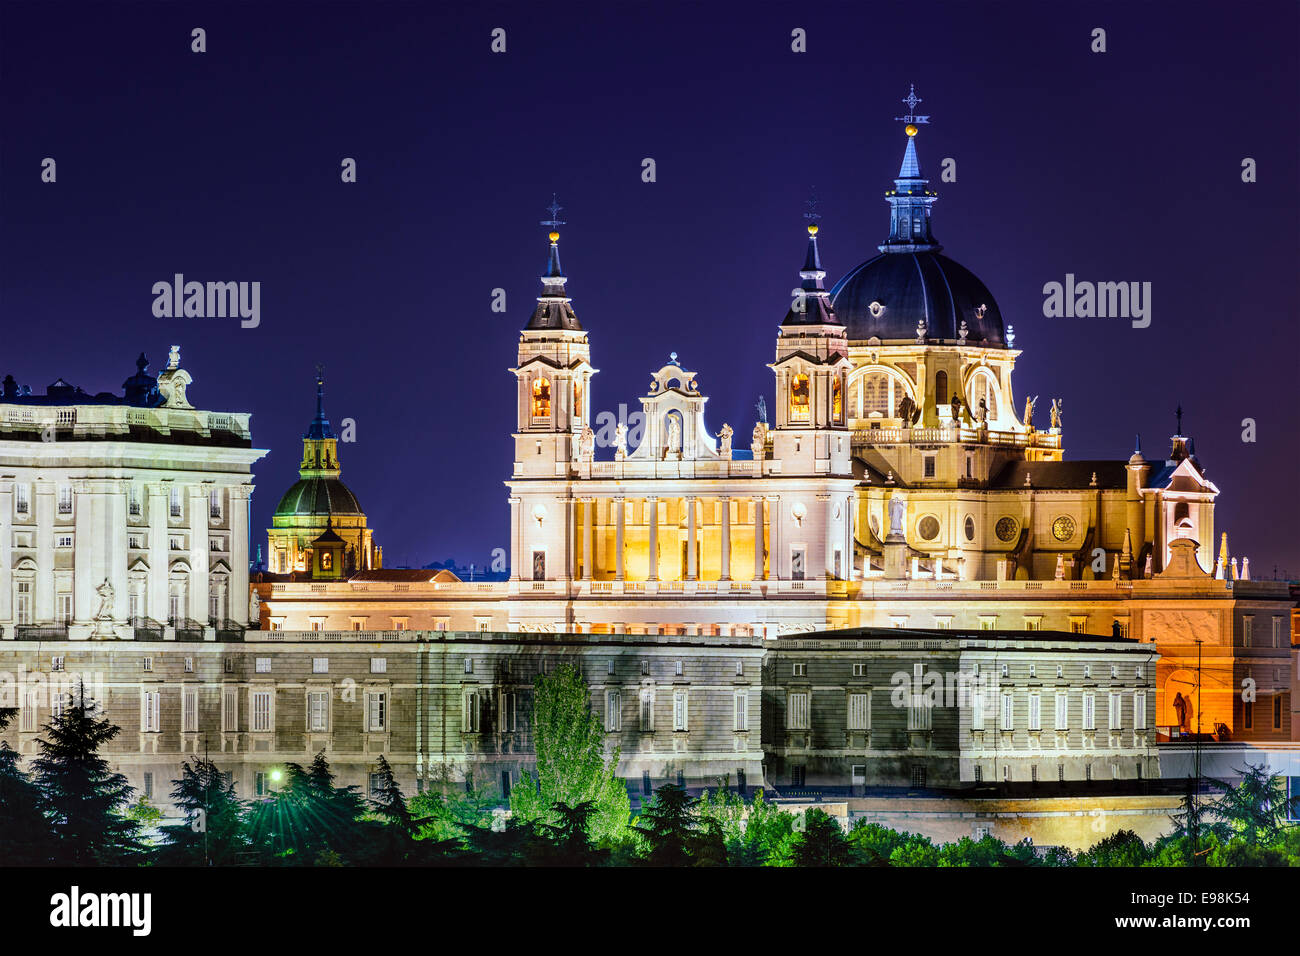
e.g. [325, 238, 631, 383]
[108, 481, 128, 622]
[767, 495, 782, 580]
[228, 484, 251, 626]
[0, 484, 11, 625]
[508, 496, 521, 582]
[148, 483, 168, 622]
[188, 485, 210, 623]
[582, 496, 594, 580]
[753, 496, 764, 580]
[35, 482, 55, 622]
[685, 495, 697, 581]
[822, 494, 836, 579]
[719, 496, 731, 581]
[647, 496, 659, 581]
[614, 496, 625, 581]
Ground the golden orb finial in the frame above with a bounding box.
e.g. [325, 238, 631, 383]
[548, 230, 559, 242]
[905, 123, 918, 137]
[807, 224, 819, 236]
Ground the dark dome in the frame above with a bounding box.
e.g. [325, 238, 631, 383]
[829, 252, 1006, 347]
[273, 478, 363, 518]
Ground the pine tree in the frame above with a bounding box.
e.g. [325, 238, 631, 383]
[30, 685, 141, 864]
[634, 783, 698, 866]
[0, 707, 50, 864]
[367, 755, 416, 864]
[790, 809, 853, 866]
[159, 758, 247, 865]
[1208, 763, 1300, 846]
[509, 663, 630, 844]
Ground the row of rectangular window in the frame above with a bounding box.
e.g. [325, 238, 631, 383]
[783, 689, 1151, 733]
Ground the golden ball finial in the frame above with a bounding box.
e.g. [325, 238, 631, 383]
[807, 224, 819, 235]
[548, 231, 559, 242]
[905, 124, 919, 137]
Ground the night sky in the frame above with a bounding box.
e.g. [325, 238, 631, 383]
[1, 1, 1296, 575]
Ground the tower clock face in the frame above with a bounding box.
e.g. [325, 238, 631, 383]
[1052, 515, 1076, 541]
[995, 517, 1017, 542]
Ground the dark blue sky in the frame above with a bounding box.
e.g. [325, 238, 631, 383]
[2, 1, 1296, 575]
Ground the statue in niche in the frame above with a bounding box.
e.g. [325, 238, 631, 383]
[1023, 395, 1038, 429]
[887, 495, 905, 537]
[978, 398, 989, 425]
[1172, 692, 1189, 732]
[579, 425, 595, 462]
[614, 422, 628, 461]
[666, 416, 681, 459]
[1049, 398, 1063, 430]
[717, 423, 733, 459]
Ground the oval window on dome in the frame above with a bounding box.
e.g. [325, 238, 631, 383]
[964, 515, 975, 542]
[918, 516, 940, 541]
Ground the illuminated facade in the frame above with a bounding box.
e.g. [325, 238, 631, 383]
[254, 100, 1296, 745]
[265, 372, 381, 576]
[0, 348, 265, 638]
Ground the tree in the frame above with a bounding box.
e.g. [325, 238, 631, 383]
[509, 663, 630, 843]
[0, 740, 52, 864]
[634, 783, 698, 866]
[849, 822, 913, 865]
[246, 751, 366, 864]
[1075, 829, 1150, 867]
[790, 809, 852, 866]
[30, 686, 141, 864]
[158, 758, 247, 865]
[1207, 764, 1299, 846]
[366, 755, 417, 864]
[533, 800, 610, 866]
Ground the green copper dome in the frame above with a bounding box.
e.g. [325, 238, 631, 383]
[273, 477, 363, 518]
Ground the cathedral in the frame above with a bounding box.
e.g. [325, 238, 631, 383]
[0, 91, 1291, 820]
[256, 101, 1293, 747]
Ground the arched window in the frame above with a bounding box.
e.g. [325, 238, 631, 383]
[935, 370, 948, 407]
[789, 374, 810, 423]
[852, 369, 913, 420]
[531, 377, 551, 421]
[967, 370, 999, 424]
[831, 376, 844, 424]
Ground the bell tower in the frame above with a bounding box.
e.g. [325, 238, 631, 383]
[769, 204, 853, 477]
[510, 197, 596, 479]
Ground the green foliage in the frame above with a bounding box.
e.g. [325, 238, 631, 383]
[509, 663, 630, 843]
[1207, 764, 1299, 846]
[158, 758, 247, 865]
[0, 740, 52, 864]
[849, 821, 912, 864]
[1074, 829, 1151, 867]
[245, 750, 367, 864]
[790, 809, 853, 866]
[634, 783, 698, 866]
[410, 780, 500, 845]
[30, 687, 141, 864]
[888, 834, 941, 867]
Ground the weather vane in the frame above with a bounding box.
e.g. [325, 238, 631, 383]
[803, 188, 822, 222]
[315, 363, 325, 385]
[894, 84, 930, 126]
[541, 193, 566, 229]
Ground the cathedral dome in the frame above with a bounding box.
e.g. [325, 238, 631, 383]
[829, 251, 1007, 347]
[273, 477, 364, 518]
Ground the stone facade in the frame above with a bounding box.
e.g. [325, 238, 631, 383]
[763, 628, 1159, 792]
[0, 630, 765, 811]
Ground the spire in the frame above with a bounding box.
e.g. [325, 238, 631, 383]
[783, 194, 840, 326]
[880, 84, 941, 254]
[305, 364, 333, 440]
[526, 195, 583, 331]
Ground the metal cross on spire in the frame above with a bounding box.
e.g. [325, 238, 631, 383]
[315, 363, 325, 387]
[803, 188, 822, 222]
[894, 83, 930, 125]
[1176, 403, 1184, 435]
[540, 193, 566, 229]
